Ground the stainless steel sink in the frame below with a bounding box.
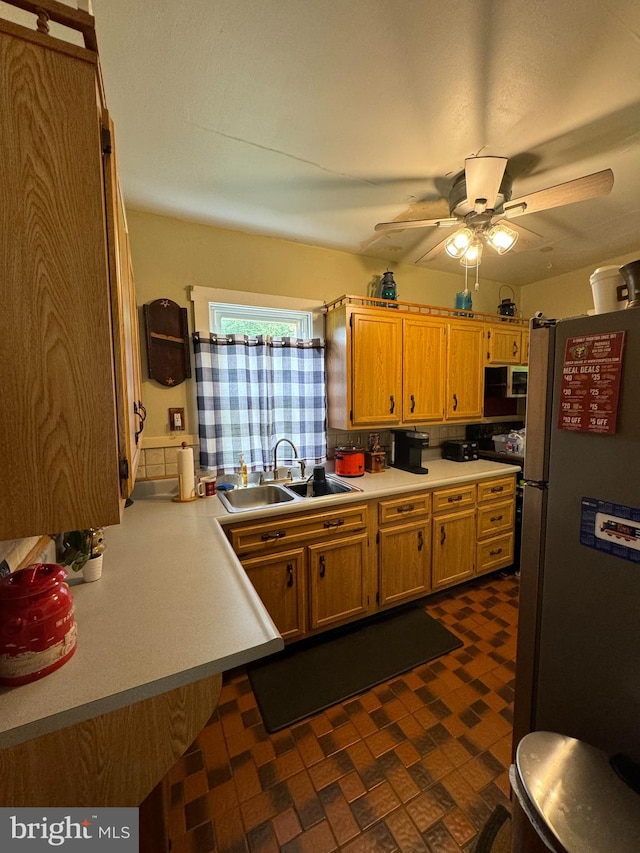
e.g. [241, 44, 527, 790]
[285, 476, 362, 498]
[217, 483, 298, 513]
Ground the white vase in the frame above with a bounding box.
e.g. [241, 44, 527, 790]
[82, 554, 103, 583]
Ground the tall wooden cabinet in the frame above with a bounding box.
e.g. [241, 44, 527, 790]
[0, 5, 142, 539]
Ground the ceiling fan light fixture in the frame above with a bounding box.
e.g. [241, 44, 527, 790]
[444, 227, 473, 258]
[460, 239, 483, 267]
[485, 223, 519, 255]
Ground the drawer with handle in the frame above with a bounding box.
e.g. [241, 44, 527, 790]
[379, 492, 431, 525]
[432, 483, 476, 513]
[477, 499, 515, 539]
[476, 533, 514, 574]
[227, 504, 368, 555]
[477, 476, 516, 503]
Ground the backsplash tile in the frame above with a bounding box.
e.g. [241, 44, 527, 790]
[137, 443, 196, 481]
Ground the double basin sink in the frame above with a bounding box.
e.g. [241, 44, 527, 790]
[218, 476, 361, 513]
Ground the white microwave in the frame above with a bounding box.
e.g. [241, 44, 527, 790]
[485, 365, 528, 398]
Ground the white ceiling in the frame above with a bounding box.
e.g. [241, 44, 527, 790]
[89, 0, 640, 286]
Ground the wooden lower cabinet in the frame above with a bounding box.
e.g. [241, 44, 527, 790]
[378, 519, 431, 606]
[228, 475, 517, 641]
[432, 508, 476, 589]
[308, 533, 369, 629]
[227, 506, 370, 643]
[241, 549, 306, 640]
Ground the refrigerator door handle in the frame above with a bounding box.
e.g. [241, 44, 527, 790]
[523, 479, 548, 490]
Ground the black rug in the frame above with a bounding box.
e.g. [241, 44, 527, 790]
[247, 605, 462, 732]
[474, 804, 511, 853]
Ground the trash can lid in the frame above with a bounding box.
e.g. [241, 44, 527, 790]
[515, 731, 640, 853]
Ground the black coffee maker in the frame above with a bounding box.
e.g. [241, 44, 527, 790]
[392, 430, 430, 475]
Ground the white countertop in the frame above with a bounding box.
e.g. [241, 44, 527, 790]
[0, 458, 519, 750]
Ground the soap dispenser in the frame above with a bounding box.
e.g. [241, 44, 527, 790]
[239, 453, 248, 487]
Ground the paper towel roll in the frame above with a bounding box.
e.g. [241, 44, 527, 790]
[177, 445, 195, 501]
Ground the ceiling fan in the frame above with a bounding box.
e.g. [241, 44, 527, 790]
[374, 157, 614, 267]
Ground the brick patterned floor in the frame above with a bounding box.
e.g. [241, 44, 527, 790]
[165, 572, 519, 852]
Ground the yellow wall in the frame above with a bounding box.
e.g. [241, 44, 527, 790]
[520, 251, 639, 320]
[127, 209, 510, 437]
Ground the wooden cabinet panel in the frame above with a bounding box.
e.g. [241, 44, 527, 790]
[445, 322, 485, 420]
[432, 483, 476, 514]
[308, 533, 369, 629]
[378, 492, 431, 524]
[242, 549, 306, 640]
[477, 533, 514, 575]
[432, 509, 476, 589]
[402, 318, 446, 422]
[486, 324, 522, 365]
[379, 519, 430, 606]
[351, 312, 401, 426]
[0, 23, 126, 539]
[477, 499, 515, 539]
[477, 476, 515, 503]
[227, 504, 368, 556]
[521, 330, 529, 364]
[103, 112, 143, 497]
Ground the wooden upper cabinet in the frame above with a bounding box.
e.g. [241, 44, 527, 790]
[0, 15, 140, 539]
[521, 330, 529, 364]
[486, 324, 523, 365]
[103, 113, 143, 498]
[351, 311, 402, 426]
[445, 322, 485, 420]
[402, 317, 446, 423]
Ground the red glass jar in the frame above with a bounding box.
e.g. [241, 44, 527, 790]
[0, 564, 77, 686]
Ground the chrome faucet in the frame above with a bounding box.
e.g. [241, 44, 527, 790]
[272, 438, 306, 480]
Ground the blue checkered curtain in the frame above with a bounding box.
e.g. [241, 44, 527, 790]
[193, 333, 327, 474]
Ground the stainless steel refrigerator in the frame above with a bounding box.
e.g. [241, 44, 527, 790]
[513, 307, 640, 760]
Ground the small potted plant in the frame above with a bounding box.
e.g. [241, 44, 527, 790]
[61, 528, 106, 583]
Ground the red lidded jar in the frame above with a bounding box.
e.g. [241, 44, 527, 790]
[0, 563, 77, 686]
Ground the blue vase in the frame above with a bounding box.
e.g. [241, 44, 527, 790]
[454, 290, 473, 317]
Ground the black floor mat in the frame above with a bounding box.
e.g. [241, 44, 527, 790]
[247, 605, 463, 732]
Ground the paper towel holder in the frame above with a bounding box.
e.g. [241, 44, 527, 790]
[172, 441, 199, 503]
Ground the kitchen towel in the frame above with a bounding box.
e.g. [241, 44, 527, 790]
[177, 445, 195, 500]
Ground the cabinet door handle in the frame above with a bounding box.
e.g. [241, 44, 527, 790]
[319, 555, 326, 578]
[447, 494, 463, 503]
[410, 394, 416, 413]
[417, 530, 424, 551]
[323, 519, 345, 528]
[133, 403, 145, 445]
[397, 504, 415, 513]
[513, 341, 519, 357]
[490, 515, 504, 523]
[390, 395, 395, 414]
[286, 564, 294, 587]
[261, 530, 286, 541]
[440, 525, 446, 545]
[453, 393, 458, 411]
[490, 485, 504, 493]
[490, 547, 503, 556]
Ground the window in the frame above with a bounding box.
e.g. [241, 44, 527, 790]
[209, 302, 313, 338]
[191, 289, 326, 476]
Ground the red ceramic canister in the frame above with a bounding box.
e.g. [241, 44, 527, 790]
[0, 564, 77, 686]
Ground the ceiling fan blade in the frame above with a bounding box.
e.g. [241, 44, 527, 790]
[374, 217, 458, 233]
[465, 156, 508, 211]
[503, 168, 614, 218]
[415, 235, 449, 263]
